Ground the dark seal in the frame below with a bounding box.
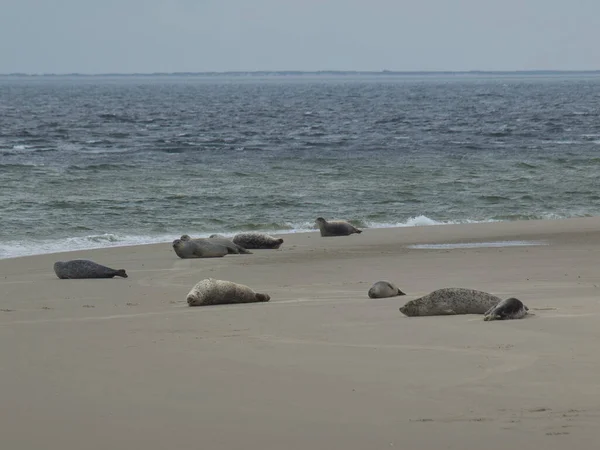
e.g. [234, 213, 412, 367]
[53, 259, 128, 279]
[232, 232, 284, 249]
[315, 217, 362, 237]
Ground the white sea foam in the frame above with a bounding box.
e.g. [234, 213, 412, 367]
[364, 215, 499, 228]
[0, 216, 500, 260]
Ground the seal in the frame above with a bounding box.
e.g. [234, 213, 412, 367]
[172, 238, 229, 259]
[483, 297, 529, 321]
[232, 232, 284, 249]
[368, 281, 406, 298]
[186, 278, 271, 306]
[315, 217, 362, 237]
[399, 288, 502, 316]
[53, 259, 128, 279]
[180, 234, 252, 254]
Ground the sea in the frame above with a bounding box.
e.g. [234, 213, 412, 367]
[1, 73, 600, 260]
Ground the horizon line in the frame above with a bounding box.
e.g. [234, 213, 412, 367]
[2, 69, 600, 77]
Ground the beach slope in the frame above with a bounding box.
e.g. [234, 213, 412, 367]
[1, 218, 600, 449]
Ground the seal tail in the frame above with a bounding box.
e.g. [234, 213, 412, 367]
[355, 229, 362, 234]
[115, 269, 128, 278]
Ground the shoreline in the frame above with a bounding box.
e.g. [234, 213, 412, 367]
[2, 215, 599, 263]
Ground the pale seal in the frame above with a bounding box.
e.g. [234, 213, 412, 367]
[399, 288, 502, 316]
[315, 217, 362, 237]
[181, 234, 252, 254]
[368, 281, 406, 298]
[484, 297, 529, 321]
[172, 238, 229, 259]
[186, 278, 271, 306]
[232, 232, 284, 249]
[53, 259, 128, 279]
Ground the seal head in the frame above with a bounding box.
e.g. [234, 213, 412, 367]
[483, 297, 529, 321]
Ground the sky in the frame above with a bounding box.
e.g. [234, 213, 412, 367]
[1, 0, 599, 74]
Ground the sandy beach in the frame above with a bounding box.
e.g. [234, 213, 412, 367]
[2, 217, 600, 449]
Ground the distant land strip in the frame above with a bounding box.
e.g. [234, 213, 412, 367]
[2, 70, 600, 77]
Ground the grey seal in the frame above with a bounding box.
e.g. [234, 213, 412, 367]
[172, 238, 229, 259]
[315, 217, 362, 237]
[232, 232, 284, 249]
[53, 259, 128, 279]
[368, 281, 406, 298]
[181, 234, 252, 254]
[483, 297, 529, 321]
[186, 278, 271, 306]
[399, 288, 502, 316]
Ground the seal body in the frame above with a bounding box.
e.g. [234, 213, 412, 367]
[399, 288, 502, 317]
[186, 278, 271, 306]
[315, 217, 362, 237]
[172, 239, 229, 258]
[181, 234, 251, 254]
[484, 297, 529, 321]
[232, 232, 284, 249]
[53, 259, 128, 279]
[368, 281, 406, 298]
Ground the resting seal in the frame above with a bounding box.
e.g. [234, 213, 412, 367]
[368, 281, 406, 298]
[315, 217, 362, 237]
[186, 278, 271, 306]
[180, 234, 251, 254]
[232, 232, 284, 249]
[484, 297, 529, 321]
[172, 238, 229, 259]
[53, 259, 128, 279]
[399, 288, 502, 316]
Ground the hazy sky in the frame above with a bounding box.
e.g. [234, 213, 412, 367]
[1, 0, 599, 74]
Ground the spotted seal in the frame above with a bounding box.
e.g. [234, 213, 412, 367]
[399, 288, 502, 316]
[186, 278, 271, 306]
[53, 259, 128, 279]
[368, 281, 406, 298]
[315, 217, 362, 237]
[172, 238, 229, 259]
[483, 297, 529, 321]
[181, 234, 251, 254]
[232, 232, 284, 249]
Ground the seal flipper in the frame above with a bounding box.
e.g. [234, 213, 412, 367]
[443, 309, 457, 315]
[115, 269, 128, 278]
[384, 282, 405, 296]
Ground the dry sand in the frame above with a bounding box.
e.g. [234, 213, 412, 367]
[2, 217, 600, 449]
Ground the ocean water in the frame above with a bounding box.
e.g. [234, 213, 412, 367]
[1, 73, 600, 259]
